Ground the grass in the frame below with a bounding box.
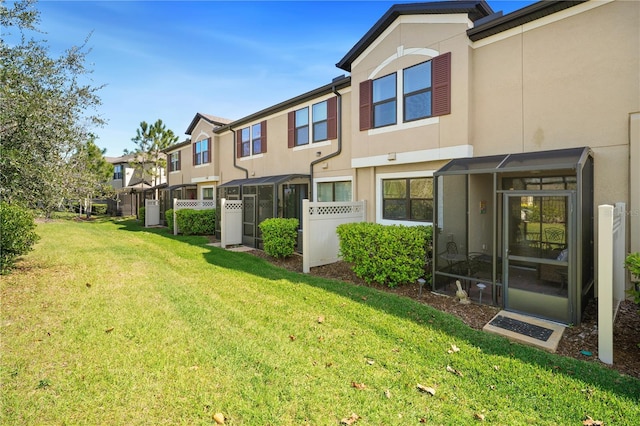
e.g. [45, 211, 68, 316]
[1, 218, 639, 425]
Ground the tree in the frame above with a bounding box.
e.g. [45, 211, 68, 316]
[0, 0, 104, 217]
[68, 138, 114, 217]
[126, 119, 178, 197]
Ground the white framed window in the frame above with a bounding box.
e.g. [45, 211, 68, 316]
[201, 186, 214, 200]
[376, 170, 434, 226]
[314, 176, 353, 202]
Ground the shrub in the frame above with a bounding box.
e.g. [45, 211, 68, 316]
[0, 202, 40, 274]
[139, 207, 146, 224]
[337, 222, 431, 288]
[259, 218, 299, 258]
[625, 252, 640, 305]
[165, 209, 174, 232]
[175, 209, 216, 235]
[92, 204, 108, 215]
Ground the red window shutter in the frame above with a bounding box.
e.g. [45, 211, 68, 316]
[327, 96, 337, 140]
[432, 52, 451, 117]
[206, 138, 212, 163]
[261, 121, 267, 153]
[359, 80, 372, 131]
[192, 142, 196, 166]
[236, 132, 242, 158]
[287, 111, 295, 148]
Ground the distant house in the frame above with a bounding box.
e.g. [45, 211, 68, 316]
[167, 0, 638, 325]
[105, 153, 166, 217]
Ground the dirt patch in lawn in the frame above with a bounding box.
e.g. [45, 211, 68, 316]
[247, 249, 640, 379]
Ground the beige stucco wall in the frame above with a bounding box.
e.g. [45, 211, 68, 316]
[216, 88, 354, 199]
[472, 0, 639, 209]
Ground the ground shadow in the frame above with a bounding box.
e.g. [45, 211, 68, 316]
[114, 219, 640, 401]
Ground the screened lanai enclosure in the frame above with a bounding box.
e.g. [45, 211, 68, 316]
[216, 174, 309, 249]
[433, 147, 594, 325]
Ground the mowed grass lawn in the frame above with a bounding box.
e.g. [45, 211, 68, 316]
[1, 219, 639, 425]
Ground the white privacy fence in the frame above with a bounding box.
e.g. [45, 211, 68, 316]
[172, 198, 216, 235]
[220, 198, 243, 248]
[144, 199, 160, 227]
[598, 202, 626, 365]
[302, 200, 366, 273]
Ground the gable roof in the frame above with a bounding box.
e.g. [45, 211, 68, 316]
[185, 113, 233, 135]
[162, 138, 191, 154]
[336, 1, 494, 72]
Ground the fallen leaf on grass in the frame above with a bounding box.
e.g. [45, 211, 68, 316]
[366, 359, 375, 365]
[289, 335, 296, 341]
[448, 344, 460, 354]
[351, 382, 366, 390]
[583, 416, 603, 426]
[474, 412, 486, 421]
[340, 413, 360, 425]
[212, 412, 225, 424]
[317, 316, 325, 324]
[384, 389, 392, 399]
[416, 384, 436, 395]
[446, 365, 463, 377]
[85, 282, 91, 288]
[104, 327, 114, 333]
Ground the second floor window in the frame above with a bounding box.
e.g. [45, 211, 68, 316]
[404, 60, 432, 122]
[360, 52, 451, 131]
[312, 101, 328, 142]
[295, 107, 309, 146]
[373, 73, 397, 128]
[169, 152, 180, 171]
[240, 128, 251, 157]
[113, 164, 122, 180]
[193, 138, 209, 165]
[252, 123, 263, 154]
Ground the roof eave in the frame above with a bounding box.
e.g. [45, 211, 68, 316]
[214, 75, 351, 134]
[467, 0, 586, 41]
[336, 1, 494, 72]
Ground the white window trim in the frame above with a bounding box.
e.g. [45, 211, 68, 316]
[376, 170, 435, 227]
[201, 185, 215, 202]
[313, 176, 354, 202]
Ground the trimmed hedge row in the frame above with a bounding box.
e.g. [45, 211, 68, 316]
[259, 218, 299, 258]
[336, 222, 432, 288]
[165, 209, 216, 235]
[1, 202, 40, 274]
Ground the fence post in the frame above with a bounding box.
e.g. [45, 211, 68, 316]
[303, 199, 310, 273]
[173, 198, 177, 236]
[598, 204, 614, 365]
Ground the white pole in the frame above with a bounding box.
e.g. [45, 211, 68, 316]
[598, 204, 614, 365]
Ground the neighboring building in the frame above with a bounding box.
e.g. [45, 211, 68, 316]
[105, 153, 167, 217]
[169, 0, 639, 325]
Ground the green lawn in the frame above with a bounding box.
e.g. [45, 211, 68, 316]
[1, 218, 639, 425]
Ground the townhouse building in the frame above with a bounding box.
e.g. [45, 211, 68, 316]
[106, 154, 166, 216]
[163, 0, 639, 325]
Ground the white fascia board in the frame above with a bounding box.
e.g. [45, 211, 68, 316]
[351, 144, 473, 169]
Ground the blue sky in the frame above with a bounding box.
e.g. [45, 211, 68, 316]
[26, 0, 536, 155]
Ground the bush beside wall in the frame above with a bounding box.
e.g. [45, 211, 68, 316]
[175, 209, 216, 235]
[0, 202, 40, 274]
[337, 222, 432, 288]
[139, 207, 146, 224]
[165, 209, 174, 232]
[259, 218, 299, 258]
[92, 204, 108, 215]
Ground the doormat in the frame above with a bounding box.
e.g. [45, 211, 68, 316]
[489, 315, 554, 342]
